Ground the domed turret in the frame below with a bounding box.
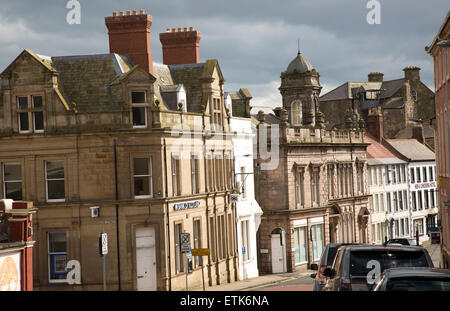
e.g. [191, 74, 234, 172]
[285, 52, 313, 73]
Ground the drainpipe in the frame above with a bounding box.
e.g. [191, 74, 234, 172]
[113, 139, 122, 291]
[164, 138, 172, 291]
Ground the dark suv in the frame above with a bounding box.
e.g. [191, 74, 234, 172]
[323, 245, 434, 291]
[310, 243, 358, 291]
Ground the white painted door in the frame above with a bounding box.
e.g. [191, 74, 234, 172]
[271, 234, 285, 273]
[136, 227, 157, 291]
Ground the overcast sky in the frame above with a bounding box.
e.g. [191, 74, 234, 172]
[0, 0, 448, 112]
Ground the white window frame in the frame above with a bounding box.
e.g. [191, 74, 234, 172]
[293, 224, 308, 265]
[47, 232, 68, 283]
[45, 160, 65, 203]
[191, 155, 199, 195]
[3, 163, 23, 200]
[172, 155, 180, 196]
[131, 91, 148, 129]
[32, 95, 44, 133]
[17, 96, 31, 134]
[133, 157, 153, 199]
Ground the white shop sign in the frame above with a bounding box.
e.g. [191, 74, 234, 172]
[173, 201, 201, 211]
[293, 219, 307, 227]
[310, 216, 324, 225]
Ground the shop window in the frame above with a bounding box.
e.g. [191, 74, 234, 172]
[48, 232, 67, 281]
[174, 223, 183, 274]
[311, 224, 324, 261]
[294, 226, 307, 265]
[193, 219, 201, 268]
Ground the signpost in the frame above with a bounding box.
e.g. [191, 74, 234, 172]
[99, 231, 108, 291]
[192, 248, 210, 291]
[180, 232, 191, 290]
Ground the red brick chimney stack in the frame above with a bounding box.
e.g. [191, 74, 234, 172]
[367, 107, 384, 142]
[105, 10, 153, 74]
[159, 27, 201, 65]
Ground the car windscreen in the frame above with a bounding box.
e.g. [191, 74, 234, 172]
[386, 277, 450, 291]
[349, 250, 430, 277]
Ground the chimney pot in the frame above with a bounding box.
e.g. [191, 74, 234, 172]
[160, 28, 202, 65]
[189, 27, 194, 31]
[140, 9, 145, 14]
[105, 11, 154, 74]
[113, 12, 117, 17]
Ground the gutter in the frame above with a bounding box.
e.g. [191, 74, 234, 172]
[113, 139, 122, 290]
[163, 138, 172, 291]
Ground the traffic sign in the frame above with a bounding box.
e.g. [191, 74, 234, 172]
[99, 232, 108, 256]
[192, 248, 210, 256]
[180, 232, 191, 253]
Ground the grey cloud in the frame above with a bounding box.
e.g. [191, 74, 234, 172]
[0, 0, 447, 109]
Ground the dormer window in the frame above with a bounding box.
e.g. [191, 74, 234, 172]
[131, 91, 147, 128]
[17, 95, 44, 133]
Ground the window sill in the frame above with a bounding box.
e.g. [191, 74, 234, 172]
[46, 199, 66, 203]
[135, 195, 153, 199]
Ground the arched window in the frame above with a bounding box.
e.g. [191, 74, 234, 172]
[291, 101, 302, 125]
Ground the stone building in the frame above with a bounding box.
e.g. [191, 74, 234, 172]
[254, 51, 371, 274]
[0, 10, 246, 291]
[426, 10, 450, 269]
[319, 67, 435, 146]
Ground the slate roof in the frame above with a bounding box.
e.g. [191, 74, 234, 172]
[320, 79, 404, 102]
[50, 53, 134, 112]
[1, 49, 226, 115]
[168, 62, 208, 113]
[250, 113, 282, 126]
[395, 123, 435, 139]
[386, 139, 435, 162]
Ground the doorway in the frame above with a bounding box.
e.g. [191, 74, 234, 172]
[270, 228, 286, 273]
[135, 226, 157, 291]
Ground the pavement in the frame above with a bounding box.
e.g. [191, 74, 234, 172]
[191, 270, 314, 291]
[423, 239, 442, 268]
[190, 240, 442, 292]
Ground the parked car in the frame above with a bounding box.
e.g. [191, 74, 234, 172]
[383, 238, 421, 247]
[373, 267, 450, 291]
[322, 245, 434, 291]
[310, 243, 359, 291]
